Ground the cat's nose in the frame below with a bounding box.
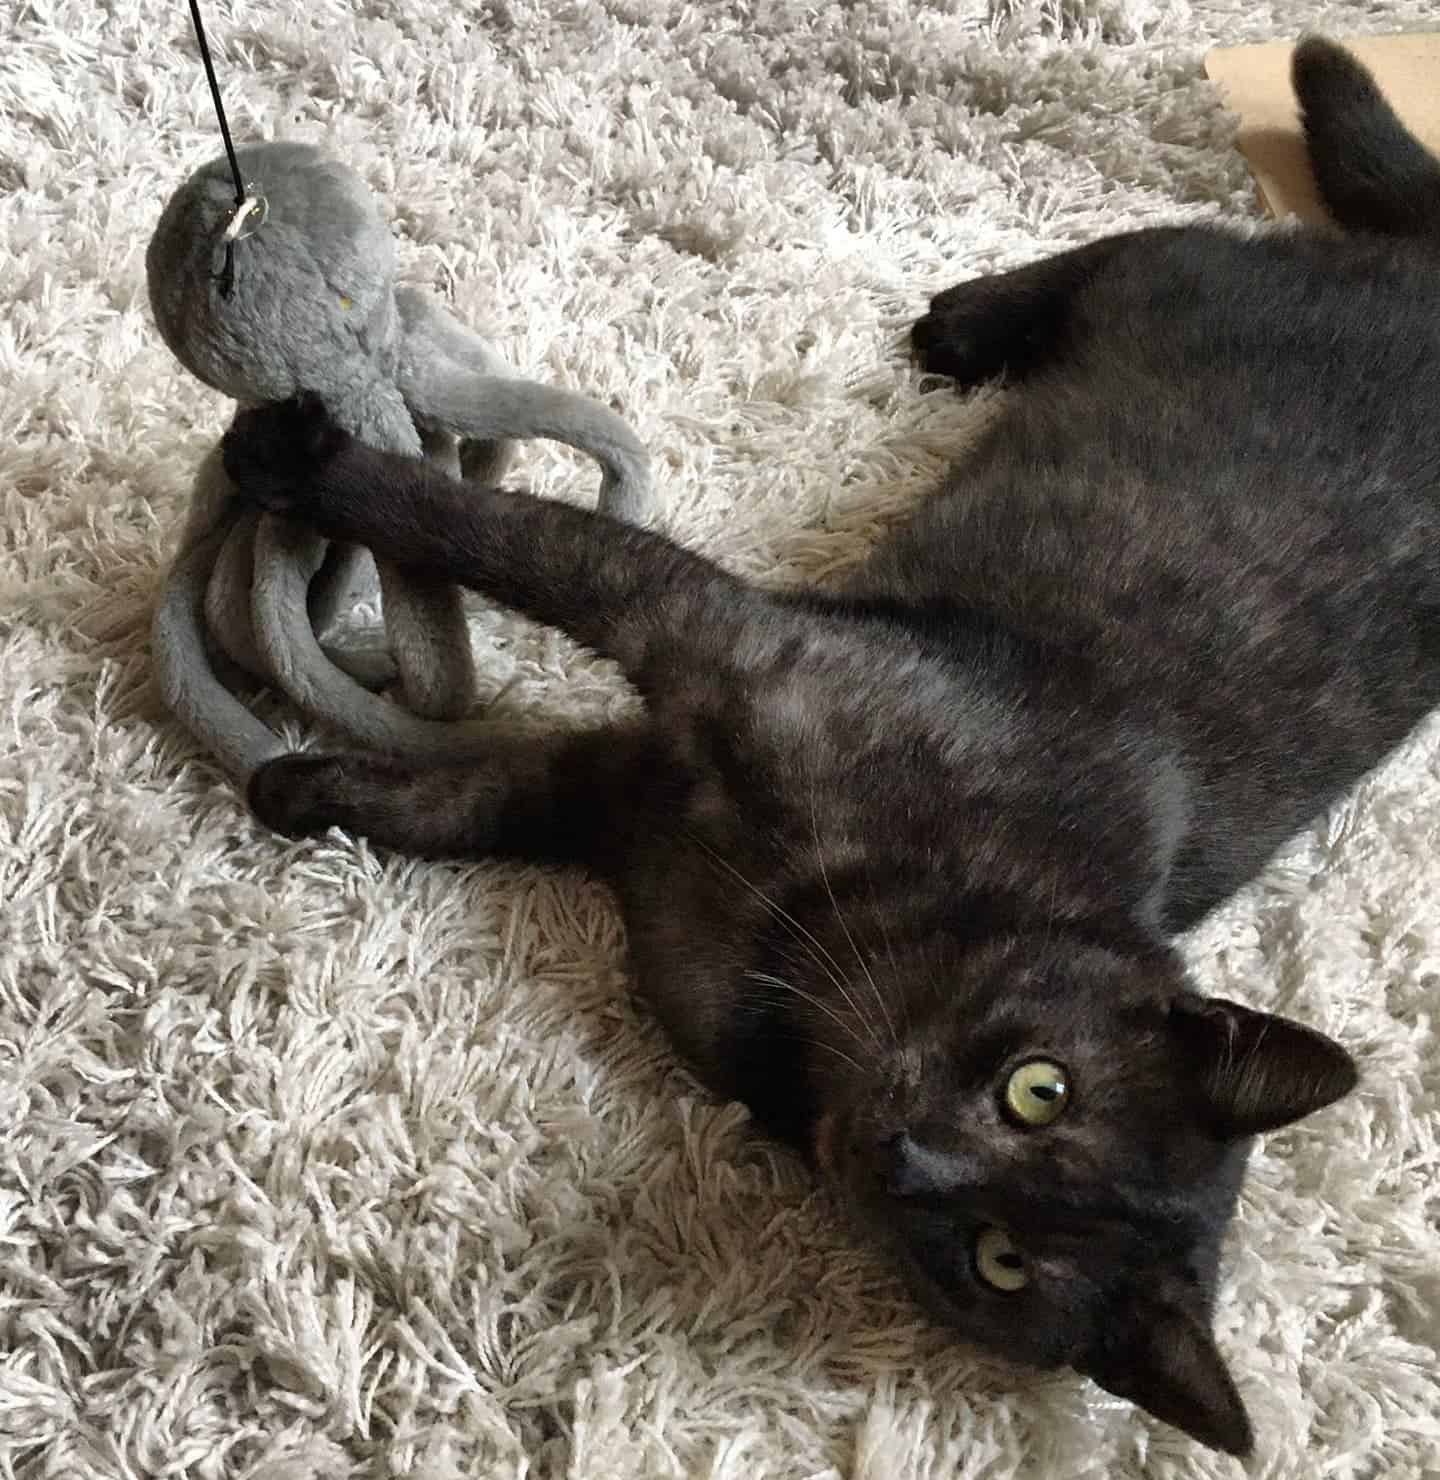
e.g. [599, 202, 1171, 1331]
[883, 1131, 978, 1199]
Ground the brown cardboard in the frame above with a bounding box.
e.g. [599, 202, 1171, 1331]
[1204, 34, 1440, 226]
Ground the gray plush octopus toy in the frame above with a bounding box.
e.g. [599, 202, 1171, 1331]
[147, 140, 655, 783]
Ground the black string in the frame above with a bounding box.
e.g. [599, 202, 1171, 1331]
[188, 0, 244, 206]
[187, 0, 246, 294]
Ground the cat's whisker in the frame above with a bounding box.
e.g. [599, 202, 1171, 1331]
[793, 1037, 867, 1078]
[767, 936, 889, 1052]
[737, 994, 870, 1077]
[865, 865, 913, 1042]
[848, 916, 899, 1050]
[744, 969, 871, 1054]
[808, 785, 896, 1052]
[733, 1002, 868, 1078]
[686, 830, 882, 1049]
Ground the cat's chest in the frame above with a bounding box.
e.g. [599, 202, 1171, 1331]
[729, 627, 1017, 777]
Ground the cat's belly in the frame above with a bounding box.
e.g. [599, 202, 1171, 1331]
[865, 347, 1440, 922]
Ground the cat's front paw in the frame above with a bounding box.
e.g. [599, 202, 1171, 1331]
[222, 391, 352, 517]
[248, 752, 353, 837]
[911, 281, 1017, 388]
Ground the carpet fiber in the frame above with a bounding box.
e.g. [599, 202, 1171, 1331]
[3, 2, 1439, 1476]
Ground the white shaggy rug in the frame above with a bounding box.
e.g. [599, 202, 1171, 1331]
[3, 2, 1439, 1476]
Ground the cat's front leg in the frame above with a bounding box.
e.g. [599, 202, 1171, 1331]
[248, 722, 663, 870]
[912, 228, 1184, 388]
[223, 394, 755, 680]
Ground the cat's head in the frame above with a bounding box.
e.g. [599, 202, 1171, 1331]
[814, 932, 1357, 1456]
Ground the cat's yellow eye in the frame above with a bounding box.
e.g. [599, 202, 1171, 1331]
[1004, 1058, 1069, 1126]
[975, 1227, 1028, 1292]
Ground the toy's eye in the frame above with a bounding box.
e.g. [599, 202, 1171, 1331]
[1004, 1058, 1069, 1126]
[975, 1227, 1028, 1291]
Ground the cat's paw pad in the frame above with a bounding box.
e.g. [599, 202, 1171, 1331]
[248, 752, 352, 837]
[221, 391, 350, 515]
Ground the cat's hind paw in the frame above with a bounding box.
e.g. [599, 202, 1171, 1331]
[910, 285, 1015, 388]
[248, 752, 353, 838]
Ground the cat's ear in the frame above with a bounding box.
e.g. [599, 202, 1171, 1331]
[1079, 1298, 1254, 1456]
[1170, 995, 1358, 1138]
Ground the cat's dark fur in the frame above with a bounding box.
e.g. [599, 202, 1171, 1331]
[215, 40, 1440, 1457]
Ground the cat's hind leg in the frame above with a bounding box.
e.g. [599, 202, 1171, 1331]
[248, 722, 662, 873]
[912, 228, 1182, 388]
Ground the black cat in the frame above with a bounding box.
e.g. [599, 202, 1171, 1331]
[214, 38, 1440, 1456]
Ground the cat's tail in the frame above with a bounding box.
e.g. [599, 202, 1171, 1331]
[1291, 35, 1440, 246]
